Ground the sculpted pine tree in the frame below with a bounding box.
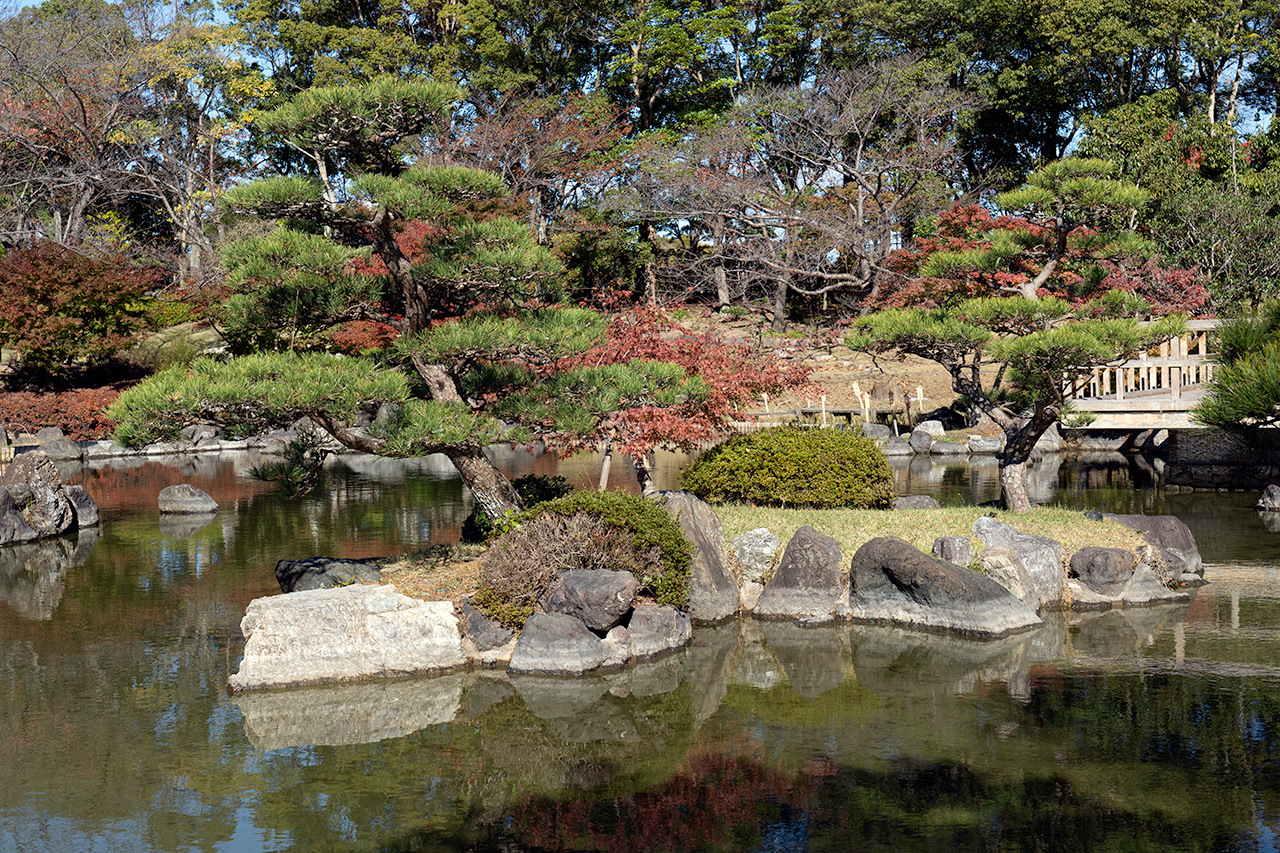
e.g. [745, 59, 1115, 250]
[848, 296, 1184, 512]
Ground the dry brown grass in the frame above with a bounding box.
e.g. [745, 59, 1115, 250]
[715, 504, 1148, 564]
[379, 544, 487, 602]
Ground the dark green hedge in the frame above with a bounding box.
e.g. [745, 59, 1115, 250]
[681, 426, 896, 509]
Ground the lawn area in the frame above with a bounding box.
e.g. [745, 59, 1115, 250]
[715, 504, 1149, 564]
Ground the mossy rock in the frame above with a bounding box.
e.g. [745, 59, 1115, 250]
[681, 426, 896, 509]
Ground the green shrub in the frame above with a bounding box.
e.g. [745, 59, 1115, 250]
[472, 490, 692, 628]
[681, 426, 896, 509]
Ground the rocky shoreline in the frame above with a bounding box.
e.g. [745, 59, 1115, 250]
[228, 490, 1204, 691]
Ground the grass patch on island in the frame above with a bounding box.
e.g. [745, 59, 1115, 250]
[379, 544, 487, 602]
[715, 505, 1148, 564]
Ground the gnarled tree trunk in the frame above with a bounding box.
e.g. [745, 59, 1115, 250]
[446, 446, 522, 518]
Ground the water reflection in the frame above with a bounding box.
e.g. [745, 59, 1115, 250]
[6, 451, 1280, 851]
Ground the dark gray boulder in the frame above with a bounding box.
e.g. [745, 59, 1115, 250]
[62, 485, 98, 528]
[1102, 513, 1203, 586]
[0, 451, 73, 537]
[39, 438, 83, 461]
[628, 604, 692, 659]
[753, 525, 845, 623]
[894, 495, 941, 510]
[968, 437, 1002, 454]
[930, 440, 968, 456]
[971, 516, 1065, 610]
[508, 612, 607, 675]
[275, 556, 383, 593]
[1070, 547, 1135, 595]
[908, 429, 934, 453]
[659, 491, 738, 623]
[933, 536, 973, 567]
[847, 537, 1042, 637]
[158, 483, 219, 514]
[0, 488, 38, 545]
[542, 569, 638, 632]
[461, 600, 515, 651]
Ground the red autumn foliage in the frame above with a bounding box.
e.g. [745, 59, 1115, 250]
[328, 320, 400, 354]
[0, 242, 163, 371]
[348, 220, 446, 278]
[513, 750, 820, 853]
[873, 204, 1211, 316]
[0, 387, 120, 440]
[554, 305, 816, 456]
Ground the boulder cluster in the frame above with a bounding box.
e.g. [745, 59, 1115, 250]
[0, 451, 98, 545]
[230, 489, 1204, 691]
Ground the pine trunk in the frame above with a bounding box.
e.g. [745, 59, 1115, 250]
[446, 446, 523, 518]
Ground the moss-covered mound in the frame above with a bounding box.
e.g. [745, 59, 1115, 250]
[681, 426, 896, 509]
[473, 490, 692, 629]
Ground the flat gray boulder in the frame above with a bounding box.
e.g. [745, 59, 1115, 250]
[753, 525, 845, 623]
[542, 568, 637, 631]
[158, 483, 218, 514]
[972, 516, 1065, 610]
[862, 423, 892, 440]
[508, 612, 607, 675]
[628, 604, 693, 659]
[1102, 513, 1203, 586]
[930, 440, 968, 456]
[275, 556, 383, 593]
[968, 437, 1002, 454]
[848, 537, 1042, 637]
[659, 491, 738, 623]
[229, 585, 466, 690]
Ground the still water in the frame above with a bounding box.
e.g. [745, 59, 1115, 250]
[3, 448, 1280, 852]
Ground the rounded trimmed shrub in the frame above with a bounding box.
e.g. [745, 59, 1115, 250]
[681, 426, 896, 509]
[473, 490, 692, 628]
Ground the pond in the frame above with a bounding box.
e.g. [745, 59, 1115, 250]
[3, 447, 1280, 852]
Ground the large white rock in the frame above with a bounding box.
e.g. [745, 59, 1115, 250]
[229, 585, 466, 690]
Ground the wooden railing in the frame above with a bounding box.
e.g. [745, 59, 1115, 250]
[1067, 319, 1219, 422]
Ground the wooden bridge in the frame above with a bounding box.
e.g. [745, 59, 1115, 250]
[1065, 319, 1218, 429]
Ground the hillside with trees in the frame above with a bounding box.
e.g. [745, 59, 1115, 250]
[2, 0, 1277, 510]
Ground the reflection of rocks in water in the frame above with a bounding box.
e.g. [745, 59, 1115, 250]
[512, 674, 610, 720]
[681, 621, 740, 721]
[0, 536, 76, 619]
[510, 674, 643, 743]
[68, 526, 100, 566]
[848, 623, 1049, 700]
[909, 454, 944, 484]
[157, 511, 218, 538]
[1067, 604, 1188, 657]
[1260, 511, 1280, 534]
[756, 621, 849, 699]
[734, 620, 786, 691]
[233, 673, 465, 750]
[460, 672, 517, 719]
[607, 650, 686, 699]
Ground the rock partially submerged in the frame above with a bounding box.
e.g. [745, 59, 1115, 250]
[660, 490, 738, 623]
[158, 483, 219, 514]
[847, 537, 1042, 637]
[276, 556, 383, 593]
[1103, 513, 1204, 586]
[229, 585, 466, 690]
[0, 451, 97, 545]
[753, 525, 845, 623]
